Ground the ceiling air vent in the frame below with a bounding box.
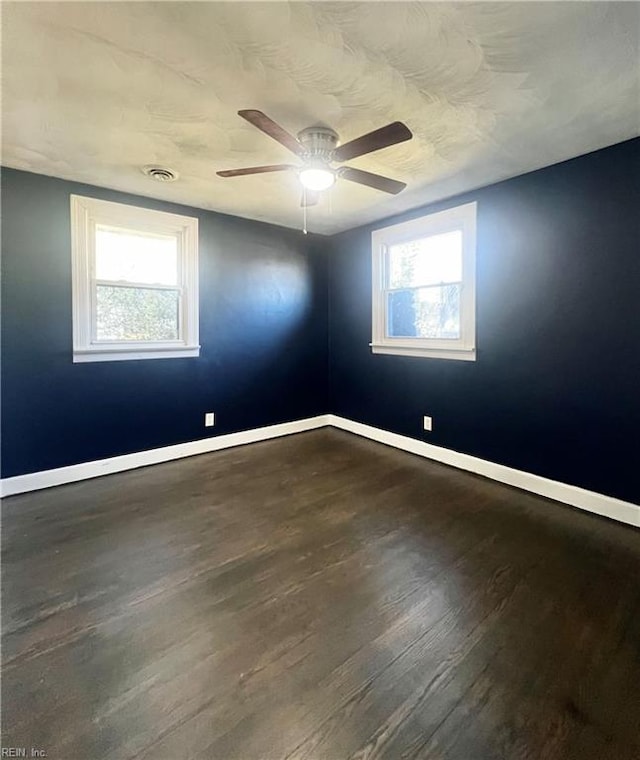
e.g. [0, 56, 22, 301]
[142, 165, 178, 182]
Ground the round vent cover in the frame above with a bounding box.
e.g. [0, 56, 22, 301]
[142, 166, 178, 182]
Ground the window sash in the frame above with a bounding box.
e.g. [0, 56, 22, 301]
[92, 222, 182, 288]
[71, 195, 199, 362]
[94, 279, 182, 291]
[385, 282, 463, 341]
[385, 232, 463, 291]
[371, 202, 476, 359]
[90, 280, 184, 345]
[383, 281, 463, 294]
[90, 223, 185, 344]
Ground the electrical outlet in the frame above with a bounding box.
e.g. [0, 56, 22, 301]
[205, 412, 215, 427]
[423, 415, 433, 432]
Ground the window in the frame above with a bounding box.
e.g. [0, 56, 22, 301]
[371, 202, 476, 360]
[71, 195, 199, 362]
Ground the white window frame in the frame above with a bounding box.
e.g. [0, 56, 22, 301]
[371, 202, 477, 361]
[71, 195, 199, 363]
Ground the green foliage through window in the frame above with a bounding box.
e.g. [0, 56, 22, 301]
[96, 286, 179, 341]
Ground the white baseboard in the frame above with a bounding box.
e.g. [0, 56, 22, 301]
[0, 415, 331, 498]
[2, 413, 637, 530]
[327, 415, 640, 529]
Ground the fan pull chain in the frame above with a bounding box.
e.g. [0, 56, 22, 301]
[303, 188, 308, 235]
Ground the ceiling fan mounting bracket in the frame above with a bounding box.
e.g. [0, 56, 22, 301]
[297, 126, 339, 161]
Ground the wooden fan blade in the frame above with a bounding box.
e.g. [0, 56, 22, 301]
[338, 166, 406, 194]
[301, 189, 319, 207]
[333, 122, 412, 162]
[238, 110, 304, 156]
[217, 164, 295, 177]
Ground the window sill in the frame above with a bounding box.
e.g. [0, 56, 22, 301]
[370, 343, 476, 361]
[73, 345, 201, 363]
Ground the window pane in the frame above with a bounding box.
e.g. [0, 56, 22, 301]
[388, 231, 462, 288]
[387, 284, 461, 339]
[95, 226, 178, 285]
[96, 286, 179, 341]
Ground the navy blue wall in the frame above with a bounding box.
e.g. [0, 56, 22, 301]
[3, 140, 638, 502]
[1, 169, 329, 478]
[328, 139, 640, 504]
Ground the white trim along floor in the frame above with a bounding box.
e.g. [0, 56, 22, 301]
[1, 414, 638, 529]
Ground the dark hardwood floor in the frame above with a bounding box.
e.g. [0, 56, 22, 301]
[2, 428, 640, 760]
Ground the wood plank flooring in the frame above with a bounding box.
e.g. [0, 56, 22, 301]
[2, 428, 640, 760]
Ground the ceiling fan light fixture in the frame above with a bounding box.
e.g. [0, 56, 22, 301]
[299, 167, 335, 192]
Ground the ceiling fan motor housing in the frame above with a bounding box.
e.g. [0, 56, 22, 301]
[297, 126, 339, 162]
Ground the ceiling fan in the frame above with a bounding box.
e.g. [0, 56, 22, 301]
[217, 110, 412, 207]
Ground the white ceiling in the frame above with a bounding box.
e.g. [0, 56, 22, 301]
[2, 2, 639, 234]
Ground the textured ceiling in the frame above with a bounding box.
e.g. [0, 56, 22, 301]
[2, 2, 639, 234]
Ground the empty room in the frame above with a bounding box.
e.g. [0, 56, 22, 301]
[1, 2, 639, 758]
